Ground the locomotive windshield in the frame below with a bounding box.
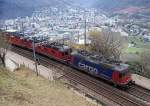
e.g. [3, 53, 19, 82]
[62, 48, 72, 56]
[119, 69, 129, 78]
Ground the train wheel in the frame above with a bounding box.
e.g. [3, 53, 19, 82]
[113, 83, 117, 87]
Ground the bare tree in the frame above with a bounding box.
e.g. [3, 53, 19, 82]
[140, 51, 150, 76]
[0, 31, 10, 67]
[89, 28, 125, 60]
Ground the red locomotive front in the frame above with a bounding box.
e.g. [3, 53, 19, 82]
[112, 64, 133, 88]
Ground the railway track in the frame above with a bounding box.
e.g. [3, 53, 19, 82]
[127, 84, 150, 103]
[10, 46, 150, 106]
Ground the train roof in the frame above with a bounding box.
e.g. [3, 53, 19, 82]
[7, 31, 25, 37]
[5, 31, 70, 51]
[26, 36, 49, 43]
[45, 42, 71, 52]
[6, 31, 49, 43]
[112, 63, 129, 72]
[72, 50, 128, 72]
[24, 38, 46, 43]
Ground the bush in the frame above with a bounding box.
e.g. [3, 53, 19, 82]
[127, 61, 150, 79]
[127, 61, 142, 74]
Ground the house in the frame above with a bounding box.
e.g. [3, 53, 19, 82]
[144, 35, 150, 42]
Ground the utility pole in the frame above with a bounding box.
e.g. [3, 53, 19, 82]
[32, 37, 38, 76]
[5, 25, 8, 31]
[84, 18, 87, 50]
[63, 34, 64, 45]
[21, 21, 25, 36]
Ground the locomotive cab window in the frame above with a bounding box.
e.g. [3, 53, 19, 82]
[119, 72, 125, 78]
[119, 70, 129, 78]
[63, 51, 69, 56]
[65, 51, 69, 55]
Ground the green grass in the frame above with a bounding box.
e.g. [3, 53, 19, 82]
[124, 36, 150, 54]
[125, 47, 149, 54]
[128, 36, 150, 49]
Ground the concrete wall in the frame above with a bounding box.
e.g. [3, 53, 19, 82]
[6, 51, 54, 81]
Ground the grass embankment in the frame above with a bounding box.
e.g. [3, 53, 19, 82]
[0, 68, 95, 106]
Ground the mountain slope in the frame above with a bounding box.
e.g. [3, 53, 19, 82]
[0, 0, 72, 19]
[0, 0, 34, 19]
[94, 0, 150, 11]
[0, 0, 150, 19]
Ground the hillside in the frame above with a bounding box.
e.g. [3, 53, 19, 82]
[94, 0, 150, 11]
[0, 0, 150, 19]
[0, 0, 73, 19]
[0, 68, 95, 106]
[0, 0, 33, 19]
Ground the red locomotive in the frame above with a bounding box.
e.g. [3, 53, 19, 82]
[5, 31, 72, 62]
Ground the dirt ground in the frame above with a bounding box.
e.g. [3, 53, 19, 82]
[0, 68, 95, 106]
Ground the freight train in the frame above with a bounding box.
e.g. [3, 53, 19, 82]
[4, 31, 134, 89]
